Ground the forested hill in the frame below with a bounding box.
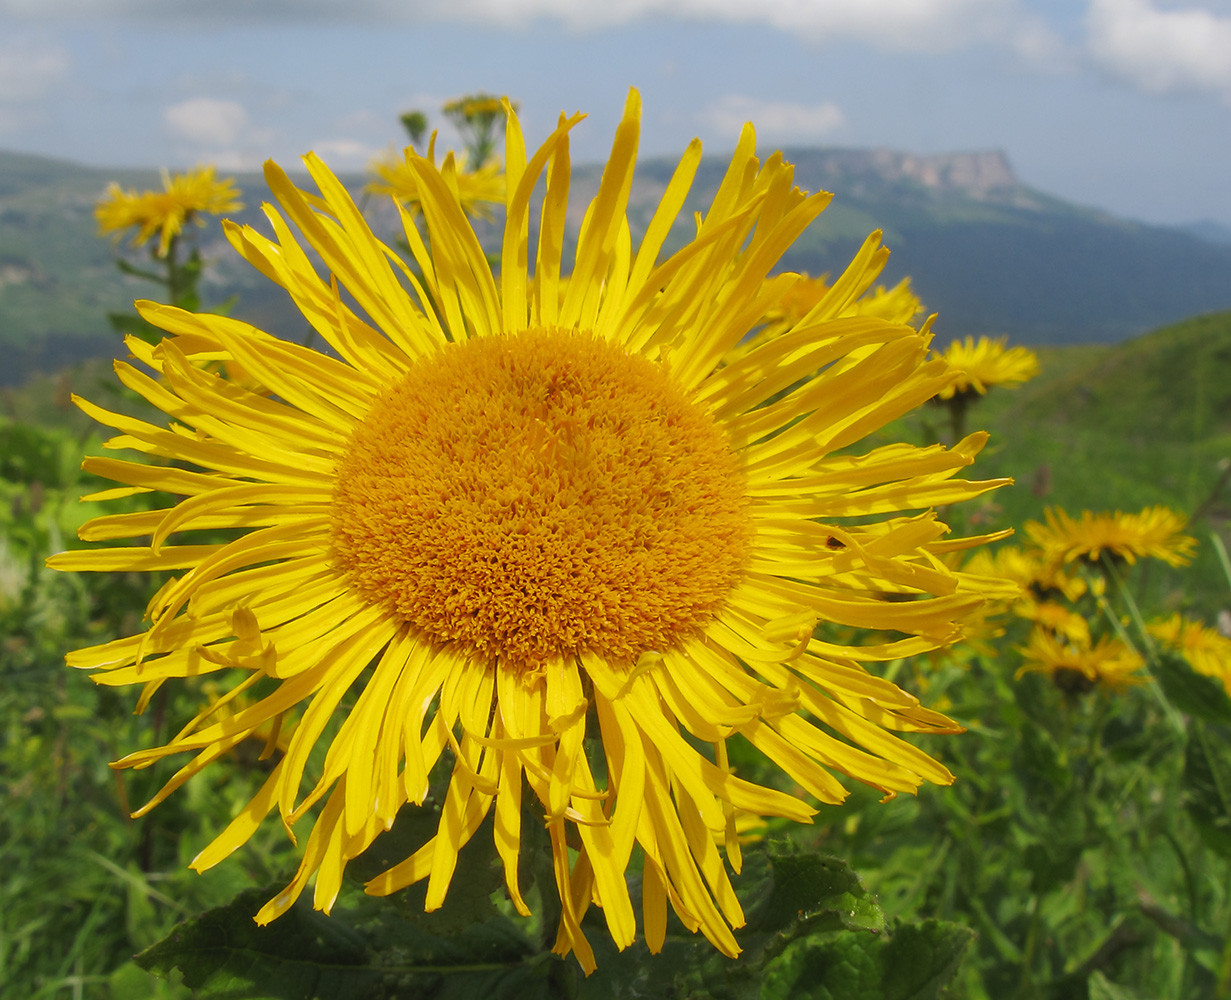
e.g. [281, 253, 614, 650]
[583, 146, 1231, 346]
[2, 145, 1230, 386]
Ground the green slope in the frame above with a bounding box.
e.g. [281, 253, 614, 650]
[0, 151, 275, 386]
[946, 310, 1231, 615]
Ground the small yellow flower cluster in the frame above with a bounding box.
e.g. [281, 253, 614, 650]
[442, 94, 506, 119]
[367, 150, 505, 221]
[95, 165, 242, 257]
[968, 505, 1196, 693]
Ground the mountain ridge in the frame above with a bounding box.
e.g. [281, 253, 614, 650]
[1, 145, 1229, 385]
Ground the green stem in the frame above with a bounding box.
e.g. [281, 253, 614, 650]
[1211, 531, 1231, 595]
[947, 394, 969, 446]
[164, 233, 181, 303]
[1086, 560, 1186, 735]
[1159, 828, 1200, 922]
[1016, 895, 1043, 1000]
[1217, 859, 1231, 997]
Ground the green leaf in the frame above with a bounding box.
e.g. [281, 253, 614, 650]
[573, 848, 889, 1000]
[135, 887, 380, 999]
[108, 961, 191, 1000]
[135, 880, 548, 1000]
[115, 257, 168, 284]
[1182, 720, 1231, 858]
[1022, 837, 1083, 894]
[1087, 970, 1149, 1000]
[1154, 652, 1231, 725]
[761, 919, 974, 1000]
[108, 310, 165, 344]
[750, 851, 886, 937]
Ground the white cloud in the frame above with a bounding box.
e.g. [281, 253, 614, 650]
[311, 137, 383, 168]
[1087, 0, 1231, 96]
[164, 97, 248, 146]
[702, 95, 845, 141]
[427, 0, 1040, 51]
[0, 39, 68, 103]
[0, 0, 1058, 56]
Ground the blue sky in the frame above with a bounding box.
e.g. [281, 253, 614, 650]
[1, 0, 1229, 228]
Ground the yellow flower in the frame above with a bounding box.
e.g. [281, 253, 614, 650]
[934, 335, 1039, 400]
[1015, 599, 1091, 646]
[1148, 613, 1231, 694]
[1017, 627, 1145, 693]
[96, 165, 243, 257]
[965, 543, 1091, 602]
[1025, 506, 1197, 570]
[442, 94, 506, 118]
[367, 148, 505, 221]
[52, 92, 1008, 970]
[760, 274, 923, 330]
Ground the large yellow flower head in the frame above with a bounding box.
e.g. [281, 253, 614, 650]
[53, 93, 1008, 971]
[1025, 505, 1197, 570]
[95, 165, 243, 257]
[367, 148, 506, 221]
[934, 335, 1039, 400]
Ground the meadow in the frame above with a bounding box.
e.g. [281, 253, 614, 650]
[3, 116, 1231, 998]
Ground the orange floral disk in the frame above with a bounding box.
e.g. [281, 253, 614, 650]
[52, 91, 1010, 972]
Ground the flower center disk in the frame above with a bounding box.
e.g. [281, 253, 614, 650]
[331, 327, 752, 670]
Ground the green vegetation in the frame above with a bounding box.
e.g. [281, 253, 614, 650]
[3, 308, 1231, 997]
[962, 310, 1231, 619]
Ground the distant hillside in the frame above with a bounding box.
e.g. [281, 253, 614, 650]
[0, 150, 291, 386]
[960, 308, 1231, 549]
[573, 147, 1231, 347]
[992, 309, 1231, 443]
[2, 145, 1230, 385]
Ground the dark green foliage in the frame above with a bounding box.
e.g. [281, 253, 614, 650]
[136, 889, 384, 1000]
[761, 919, 974, 1000]
[130, 845, 950, 1000]
[1156, 653, 1231, 726]
[1183, 721, 1231, 859]
[8, 287, 1231, 999]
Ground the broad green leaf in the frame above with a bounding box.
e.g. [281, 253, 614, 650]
[576, 848, 888, 1000]
[135, 885, 541, 1000]
[135, 887, 379, 1000]
[108, 960, 191, 1000]
[1155, 652, 1231, 725]
[750, 851, 886, 936]
[761, 919, 974, 1000]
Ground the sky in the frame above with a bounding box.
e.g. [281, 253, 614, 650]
[0, 0, 1229, 229]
